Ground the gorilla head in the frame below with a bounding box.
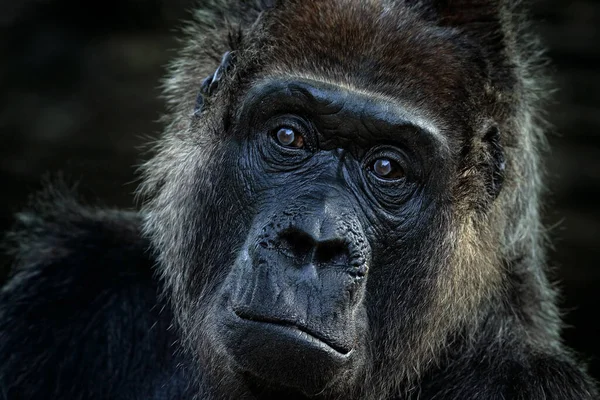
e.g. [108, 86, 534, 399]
[140, 0, 552, 397]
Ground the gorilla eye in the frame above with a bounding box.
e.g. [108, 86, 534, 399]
[275, 127, 304, 149]
[371, 158, 405, 180]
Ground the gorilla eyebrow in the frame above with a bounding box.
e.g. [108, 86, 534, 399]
[237, 77, 449, 152]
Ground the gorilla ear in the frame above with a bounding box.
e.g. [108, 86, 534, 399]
[482, 125, 506, 200]
[194, 51, 236, 117]
[191, 0, 281, 117]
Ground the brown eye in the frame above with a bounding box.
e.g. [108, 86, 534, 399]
[275, 127, 304, 149]
[372, 158, 405, 180]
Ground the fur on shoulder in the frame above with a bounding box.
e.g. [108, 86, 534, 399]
[0, 184, 182, 400]
[3, 183, 145, 276]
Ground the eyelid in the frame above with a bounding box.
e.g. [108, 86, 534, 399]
[364, 146, 407, 167]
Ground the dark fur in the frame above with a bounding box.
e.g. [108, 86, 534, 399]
[0, 187, 194, 399]
[1, 0, 599, 399]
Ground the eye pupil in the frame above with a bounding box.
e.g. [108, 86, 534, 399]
[275, 127, 304, 148]
[374, 159, 392, 177]
[372, 158, 405, 180]
[277, 128, 295, 145]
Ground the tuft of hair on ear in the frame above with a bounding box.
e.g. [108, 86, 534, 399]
[158, 0, 282, 119]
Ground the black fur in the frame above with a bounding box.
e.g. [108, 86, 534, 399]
[0, 190, 193, 399]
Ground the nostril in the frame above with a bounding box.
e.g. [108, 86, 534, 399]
[315, 240, 349, 266]
[277, 228, 315, 260]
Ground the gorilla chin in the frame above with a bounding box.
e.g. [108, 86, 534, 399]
[219, 308, 356, 394]
[214, 233, 364, 394]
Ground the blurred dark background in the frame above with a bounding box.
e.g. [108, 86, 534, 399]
[0, 0, 599, 382]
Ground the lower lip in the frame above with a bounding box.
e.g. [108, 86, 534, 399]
[229, 310, 353, 358]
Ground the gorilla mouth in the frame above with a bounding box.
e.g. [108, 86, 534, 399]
[233, 310, 352, 355]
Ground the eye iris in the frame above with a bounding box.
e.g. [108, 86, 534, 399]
[371, 158, 405, 179]
[374, 159, 393, 177]
[276, 128, 295, 146]
[275, 127, 304, 148]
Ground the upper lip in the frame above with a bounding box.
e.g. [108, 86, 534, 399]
[232, 308, 352, 355]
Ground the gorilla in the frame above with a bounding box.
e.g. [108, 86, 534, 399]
[0, 0, 598, 399]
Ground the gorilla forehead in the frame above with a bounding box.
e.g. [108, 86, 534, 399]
[245, 0, 493, 120]
[235, 77, 449, 152]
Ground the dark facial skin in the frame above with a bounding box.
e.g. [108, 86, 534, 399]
[208, 78, 450, 395]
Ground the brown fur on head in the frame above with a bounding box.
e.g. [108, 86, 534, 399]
[141, 0, 554, 397]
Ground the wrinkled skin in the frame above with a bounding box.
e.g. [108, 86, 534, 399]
[209, 78, 445, 394]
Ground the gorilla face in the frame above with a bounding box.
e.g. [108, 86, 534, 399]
[143, 1, 507, 397]
[200, 78, 450, 394]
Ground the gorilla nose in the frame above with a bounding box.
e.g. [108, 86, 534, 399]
[277, 228, 350, 267]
